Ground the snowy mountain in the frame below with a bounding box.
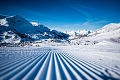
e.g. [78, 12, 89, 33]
[66, 30, 91, 40]
[69, 23, 120, 45]
[0, 15, 69, 44]
[87, 23, 120, 42]
[0, 14, 119, 46]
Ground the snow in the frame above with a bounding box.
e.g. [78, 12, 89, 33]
[67, 30, 90, 36]
[67, 31, 77, 36]
[66, 30, 91, 40]
[77, 29, 90, 35]
[0, 18, 9, 27]
[30, 22, 40, 26]
[0, 45, 120, 80]
[0, 31, 21, 43]
[96, 40, 118, 45]
[87, 22, 120, 41]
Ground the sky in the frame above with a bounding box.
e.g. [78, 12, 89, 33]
[0, 0, 120, 31]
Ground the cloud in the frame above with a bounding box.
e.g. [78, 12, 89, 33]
[80, 19, 110, 31]
[73, 23, 82, 26]
[48, 20, 110, 32]
[50, 27, 72, 32]
[82, 21, 89, 26]
[83, 19, 109, 26]
[64, 25, 70, 28]
[94, 20, 109, 24]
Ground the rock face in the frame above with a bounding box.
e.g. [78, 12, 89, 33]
[0, 15, 69, 43]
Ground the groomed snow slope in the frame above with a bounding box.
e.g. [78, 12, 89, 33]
[0, 45, 120, 80]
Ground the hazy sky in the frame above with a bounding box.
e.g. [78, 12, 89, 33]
[0, 0, 120, 31]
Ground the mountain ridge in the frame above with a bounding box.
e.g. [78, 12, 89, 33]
[0, 15, 69, 44]
[0, 14, 120, 46]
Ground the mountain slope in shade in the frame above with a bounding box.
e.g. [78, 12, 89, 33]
[0, 15, 7, 19]
[0, 15, 36, 34]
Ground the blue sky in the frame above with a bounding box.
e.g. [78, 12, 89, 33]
[0, 0, 120, 31]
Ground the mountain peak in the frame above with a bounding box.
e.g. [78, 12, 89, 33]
[30, 22, 40, 26]
[0, 15, 69, 43]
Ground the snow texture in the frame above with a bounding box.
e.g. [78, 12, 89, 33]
[0, 45, 120, 80]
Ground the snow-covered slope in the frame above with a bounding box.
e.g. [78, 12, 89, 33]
[0, 30, 21, 43]
[69, 23, 120, 45]
[67, 30, 91, 36]
[87, 23, 120, 42]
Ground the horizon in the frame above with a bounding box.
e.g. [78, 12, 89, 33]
[0, 0, 120, 32]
